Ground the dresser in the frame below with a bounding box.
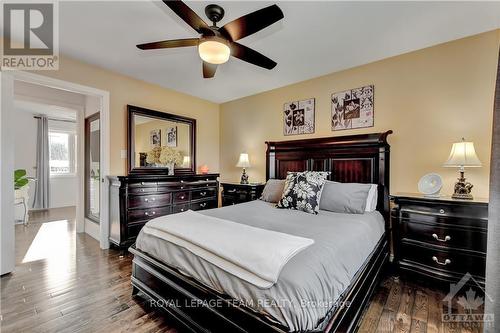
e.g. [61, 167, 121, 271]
[221, 182, 265, 206]
[109, 174, 219, 248]
[391, 193, 488, 286]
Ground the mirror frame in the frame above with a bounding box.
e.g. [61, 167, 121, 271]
[127, 105, 196, 175]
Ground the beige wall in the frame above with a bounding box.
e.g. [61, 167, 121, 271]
[220, 30, 500, 198]
[32, 55, 219, 175]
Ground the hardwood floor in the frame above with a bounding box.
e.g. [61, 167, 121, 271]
[1, 208, 484, 333]
[357, 276, 486, 333]
[1, 208, 178, 333]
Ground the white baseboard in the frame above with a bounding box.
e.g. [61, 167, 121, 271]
[84, 218, 100, 242]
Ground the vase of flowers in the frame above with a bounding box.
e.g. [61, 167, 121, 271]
[146, 147, 182, 175]
[160, 147, 182, 175]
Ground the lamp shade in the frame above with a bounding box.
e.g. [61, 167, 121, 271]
[443, 140, 482, 167]
[198, 38, 230, 65]
[236, 153, 251, 168]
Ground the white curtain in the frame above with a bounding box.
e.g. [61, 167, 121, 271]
[484, 48, 500, 332]
[33, 116, 50, 209]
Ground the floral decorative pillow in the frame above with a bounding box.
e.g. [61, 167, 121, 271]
[276, 171, 330, 214]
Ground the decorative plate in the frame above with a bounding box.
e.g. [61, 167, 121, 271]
[418, 173, 443, 197]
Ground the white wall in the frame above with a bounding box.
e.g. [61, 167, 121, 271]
[13, 110, 78, 216]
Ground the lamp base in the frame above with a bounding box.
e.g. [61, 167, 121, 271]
[451, 170, 474, 200]
[240, 168, 249, 184]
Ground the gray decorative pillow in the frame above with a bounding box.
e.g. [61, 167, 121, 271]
[319, 181, 371, 214]
[260, 179, 286, 203]
[276, 171, 329, 215]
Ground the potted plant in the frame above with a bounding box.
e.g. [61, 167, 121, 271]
[14, 169, 29, 190]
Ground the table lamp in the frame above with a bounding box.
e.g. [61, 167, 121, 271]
[443, 138, 482, 199]
[236, 153, 250, 184]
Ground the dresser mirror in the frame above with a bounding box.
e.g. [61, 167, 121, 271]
[128, 105, 196, 175]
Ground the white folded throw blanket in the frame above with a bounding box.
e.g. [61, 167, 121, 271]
[142, 210, 314, 288]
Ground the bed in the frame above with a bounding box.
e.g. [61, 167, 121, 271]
[129, 131, 393, 333]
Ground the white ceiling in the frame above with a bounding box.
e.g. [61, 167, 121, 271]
[57, 1, 500, 103]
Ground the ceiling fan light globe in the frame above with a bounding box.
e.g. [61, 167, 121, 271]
[198, 39, 230, 65]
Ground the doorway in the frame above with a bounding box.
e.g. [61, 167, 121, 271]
[1, 71, 110, 275]
[85, 113, 100, 223]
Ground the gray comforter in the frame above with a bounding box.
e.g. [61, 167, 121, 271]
[136, 200, 385, 332]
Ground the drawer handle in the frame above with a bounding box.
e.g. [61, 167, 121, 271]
[144, 197, 156, 202]
[180, 208, 185, 212]
[145, 211, 156, 216]
[432, 233, 451, 242]
[439, 209, 445, 214]
[227, 189, 237, 193]
[180, 196, 185, 200]
[200, 203, 207, 208]
[200, 191, 207, 196]
[140, 189, 145, 192]
[181, 186, 184, 190]
[141, 182, 145, 185]
[432, 256, 451, 266]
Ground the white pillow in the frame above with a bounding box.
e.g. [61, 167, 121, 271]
[365, 184, 378, 212]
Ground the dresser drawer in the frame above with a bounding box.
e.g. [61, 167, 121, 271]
[400, 219, 487, 253]
[128, 193, 172, 209]
[173, 191, 190, 203]
[191, 188, 216, 200]
[128, 186, 157, 195]
[191, 200, 217, 211]
[400, 242, 486, 278]
[189, 180, 218, 189]
[128, 206, 172, 223]
[173, 204, 189, 214]
[400, 201, 488, 220]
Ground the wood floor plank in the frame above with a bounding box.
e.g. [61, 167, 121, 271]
[394, 285, 416, 333]
[357, 277, 392, 332]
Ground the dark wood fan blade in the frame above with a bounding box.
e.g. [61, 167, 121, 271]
[220, 4, 284, 41]
[230, 42, 276, 70]
[137, 38, 199, 50]
[202, 61, 217, 78]
[162, 0, 210, 34]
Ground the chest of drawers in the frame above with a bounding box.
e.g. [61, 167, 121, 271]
[109, 174, 219, 248]
[392, 193, 488, 286]
[221, 182, 265, 206]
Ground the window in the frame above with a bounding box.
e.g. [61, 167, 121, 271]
[49, 131, 76, 176]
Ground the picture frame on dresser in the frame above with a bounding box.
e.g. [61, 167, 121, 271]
[391, 193, 489, 287]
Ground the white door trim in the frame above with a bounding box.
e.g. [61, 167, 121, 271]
[10, 71, 111, 249]
[1, 72, 16, 275]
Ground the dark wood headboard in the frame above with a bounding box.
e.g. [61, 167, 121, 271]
[265, 131, 393, 224]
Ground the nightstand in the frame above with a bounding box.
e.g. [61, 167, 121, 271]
[391, 193, 488, 286]
[221, 182, 265, 206]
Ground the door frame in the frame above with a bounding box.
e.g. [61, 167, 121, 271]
[5, 71, 111, 250]
[84, 112, 100, 224]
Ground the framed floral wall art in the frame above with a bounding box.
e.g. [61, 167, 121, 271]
[331, 85, 374, 131]
[283, 98, 315, 136]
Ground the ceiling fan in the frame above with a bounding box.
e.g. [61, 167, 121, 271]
[136, 1, 284, 78]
